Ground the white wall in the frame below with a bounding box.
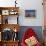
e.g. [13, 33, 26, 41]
[18, 0, 44, 26]
[0, 0, 44, 26]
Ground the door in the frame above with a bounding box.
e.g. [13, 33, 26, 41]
[44, 0, 46, 46]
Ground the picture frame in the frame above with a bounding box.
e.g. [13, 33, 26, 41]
[2, 10, 9, 15]
[25, 10, 36, 18]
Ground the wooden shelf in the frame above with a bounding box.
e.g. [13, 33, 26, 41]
[0, 24, 20, 32]
[0, 7, 19, 11]
[2, 40, 19, 42]
[1, 40, 19, 46]
[0, 7, 20, 46]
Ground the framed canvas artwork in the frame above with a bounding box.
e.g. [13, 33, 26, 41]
[25, 10, 36, 18]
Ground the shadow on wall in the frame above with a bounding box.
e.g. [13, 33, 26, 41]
[18, 26, 44, 44]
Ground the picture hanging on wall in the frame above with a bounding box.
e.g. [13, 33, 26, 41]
[25, 10, 36, 18]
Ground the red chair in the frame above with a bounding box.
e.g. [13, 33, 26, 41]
[21, 28, 41, 46]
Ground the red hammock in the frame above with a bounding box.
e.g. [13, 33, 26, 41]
[21, 28, 41, 46]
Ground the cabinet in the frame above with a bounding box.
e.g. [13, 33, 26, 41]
[0, 7, 20, 46]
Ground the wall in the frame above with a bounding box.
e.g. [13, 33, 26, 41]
[0, 0, 44, 26]
[18, 0, 44, 26]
